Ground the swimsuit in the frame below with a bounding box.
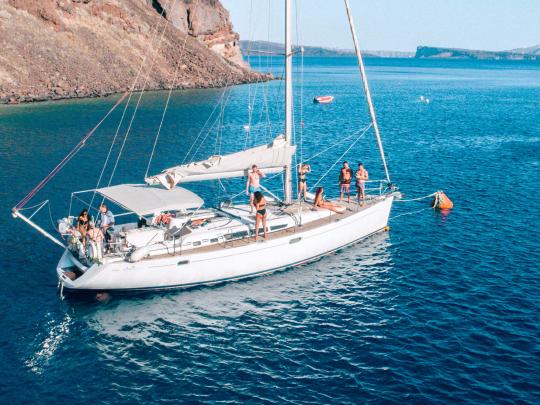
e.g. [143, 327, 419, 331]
[356, 169, 367, 190]
[256, 202, 267, 216]
[78, 216, 89, 228]
[248, 172, 261, 194]
[299, 170, 307, 184]
[340, 168, 352, 192]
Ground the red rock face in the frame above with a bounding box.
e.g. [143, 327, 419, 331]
[0, 0, 262, 103]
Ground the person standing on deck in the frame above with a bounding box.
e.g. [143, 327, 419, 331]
[98, 203, 115, 252]
[253, 191, 267, 241]
[339, 161, 353, 203]
[355, 162, 369, 207]
[246, 164, 265, 214]
[298, 163, 311, 202]
[87, 222, 104, 260]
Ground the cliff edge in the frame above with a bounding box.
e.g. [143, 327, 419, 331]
[0, 0, 263, 104]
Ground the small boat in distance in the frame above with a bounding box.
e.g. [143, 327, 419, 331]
[313, 95, 334, 104]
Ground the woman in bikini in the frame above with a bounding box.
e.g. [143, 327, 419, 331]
[314, 187, 345, 214]
[253, 191, 267, 241]
[77, 208, 91, 245]
[297, 163, 311, 201]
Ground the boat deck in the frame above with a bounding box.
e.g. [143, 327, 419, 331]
[146, 196, 383, 259]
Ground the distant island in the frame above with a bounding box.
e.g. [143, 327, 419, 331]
[241, 40, 540, 61]
[239, 40, 414, 58]
[415, 45, 540, 60]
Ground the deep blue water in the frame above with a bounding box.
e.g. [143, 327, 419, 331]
[1, 57, 539, 403]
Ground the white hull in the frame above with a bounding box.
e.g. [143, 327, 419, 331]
[57, 196, 393, 294]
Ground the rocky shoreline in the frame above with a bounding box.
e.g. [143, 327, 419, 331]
[0, 0, 268, 105]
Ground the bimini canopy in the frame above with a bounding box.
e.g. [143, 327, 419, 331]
[145, 135, 296, 189]
[96, 184, 204, 216]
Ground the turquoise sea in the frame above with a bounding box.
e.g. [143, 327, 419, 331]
[1, 57, 539, 402]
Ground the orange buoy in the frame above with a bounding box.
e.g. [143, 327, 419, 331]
[432, 191, 453, 210]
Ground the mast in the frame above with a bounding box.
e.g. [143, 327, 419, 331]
[344, 0, 391, 184]
[283, 0, 293, 204]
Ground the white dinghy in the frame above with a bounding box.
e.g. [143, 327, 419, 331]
[12, 0, 397, 296]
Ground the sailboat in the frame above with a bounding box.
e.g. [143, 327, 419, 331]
[12, 0, 396, 296]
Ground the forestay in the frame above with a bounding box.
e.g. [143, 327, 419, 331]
[97, 184, 204, 216]
[145, 135, 296, 189]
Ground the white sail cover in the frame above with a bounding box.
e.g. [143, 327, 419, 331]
[145, 135, 296, 189]
[97, 184, 204, 216]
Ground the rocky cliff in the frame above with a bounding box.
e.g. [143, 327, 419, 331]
[0, 0, 261, 104]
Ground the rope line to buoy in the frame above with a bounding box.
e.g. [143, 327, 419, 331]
[390, 207, 431, 220]
[394, 192, 437, 203]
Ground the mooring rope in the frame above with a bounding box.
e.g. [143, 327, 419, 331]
[394, 192, 437, 203]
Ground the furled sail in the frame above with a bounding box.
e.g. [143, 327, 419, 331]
[145, 135, 296, 189]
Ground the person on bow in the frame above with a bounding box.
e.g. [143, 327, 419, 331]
[246, 164, 265, 214]
[298, 163, 311, 202]
[339, 161, 353, 203]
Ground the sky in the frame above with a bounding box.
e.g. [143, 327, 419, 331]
[221, 0, 540, 52]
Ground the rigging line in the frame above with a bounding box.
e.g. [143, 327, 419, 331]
[47, 201, 57, 231]
[246, 0, 254, 134]
[105, 0, 178, 188]
[27, 201, 48, 221]
[18, 199, 49, 212]
[295, 0, 304, 166]
[145, 31, 190, 178]
[310, 127, 370, 191]
[181, 88, 229, 164]
[302, 123, 372, 165]
[215, 75, 234, 156]
[390, 207, 431, 220]
[244, 81, 259, 149]
[88, 1, 174, 210]
[14, 92, 129, 211]
[189, 86, 233, 162]
[344, 0, 391, 184]
[183, 71, 234, 164]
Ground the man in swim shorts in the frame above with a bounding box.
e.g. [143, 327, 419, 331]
[355, 162, 369, 207]
[339, 161, 353, 203]
[246, 164, 266, 213]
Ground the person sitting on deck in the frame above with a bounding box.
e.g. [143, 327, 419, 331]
[246, 164, 265, 214]
[314, 187, 345, 214]
[87, 222, 104, 260]
[339, 161, 353, 203]
[98, 203, 115, 252]
[253, 191, 267, 241]
[355, 162, 369, 207]
[76, 208, 91, 245]
[298, 163, 311, 202]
